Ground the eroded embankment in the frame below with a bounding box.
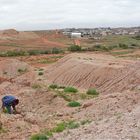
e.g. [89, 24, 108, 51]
[45, 53, 140, 94]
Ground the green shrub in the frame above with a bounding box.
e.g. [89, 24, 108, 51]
[81, 48, 88, 51]
[87, 45, 110, 52]
[0, 50, 27, 57]
[131, 43, 137, 46]
[67, 121, 80, 129]
[0, 122, 2, 130]
[86, 88, 99, 95]
[38, 72, 44, 76]
[64, 87, 78, 93]
[132, 35, 140, 40]
[32, 84, 42, 89]
[58, 92, 72, 102]
[52, 121, 80, 132]
[28, 50, 40, 55]
[80, 94, 88, 100]
[80, 120, 92, 125]
[52, 122, 66, 133]
[108, 45, 119, 50]
[45, 131, 53, 137]
[0, 127, 7, 134]
[39, 68, 44, 71]
[30, 134, 48, 140]
[51, 48, 62, 54]
[28, 50, 50, 55]
[42, 120, 81, 138]
[119, 43, 128, 49]
[0, 49, 65, 57]
[49, 84, 58, 89]
[68, 45, 81, 52]
[68, 101, 81, 107]
[18, 68, 27, 73]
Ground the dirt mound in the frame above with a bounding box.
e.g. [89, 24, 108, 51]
[35, 30, 67, 40]
[35, 30, 71, 48]
[0, 29, 71, 51]
[0, 59, 31, 79]
[16, 31, 39, 40]
[0, 29, 39, 40]
[45, 53, 140, 94]
[2, 29, 19, 36]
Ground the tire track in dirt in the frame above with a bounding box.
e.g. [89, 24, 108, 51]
[100, 63, 140, 93]
[45, 53, 140, 94]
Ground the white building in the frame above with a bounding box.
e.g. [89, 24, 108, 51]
[71, 32, 82, 38]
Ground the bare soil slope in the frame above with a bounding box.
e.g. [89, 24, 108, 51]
[0, 29, 39, 40]
[45, 53, 140, 94]
[51, 92, 140, 140]
[0, 53, 140, 140]
[0, 58, 77, 139]
[0, 29, 71, 51]
[0, 59, 31, 79]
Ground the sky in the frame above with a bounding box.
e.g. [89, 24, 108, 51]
[0, 0, 140, 30]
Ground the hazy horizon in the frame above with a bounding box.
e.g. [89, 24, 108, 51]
[1, 25, 140, 32]
[0, 0, 140, 30]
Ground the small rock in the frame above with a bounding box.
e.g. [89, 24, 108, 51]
[136, 85, 140, 90]
[56, 112, 63, 117]
[83, 102, 93, 108]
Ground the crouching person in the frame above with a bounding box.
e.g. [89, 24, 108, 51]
[2, 95, 19, 114]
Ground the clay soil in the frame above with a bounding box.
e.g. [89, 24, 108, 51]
[0, 51, 140, 140]
[0, 29, 71, 51]
[0, 29, 140, 140]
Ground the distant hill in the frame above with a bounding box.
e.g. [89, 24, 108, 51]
[0, 29, 72, 51]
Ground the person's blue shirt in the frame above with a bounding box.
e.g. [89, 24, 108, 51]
[2, 95, 16, 106]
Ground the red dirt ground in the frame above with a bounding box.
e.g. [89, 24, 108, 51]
[45, 53, 140, 94]
[0, 31, 140, 139]
[0, 29, 70, 51]
[0, 53, 139, 139]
